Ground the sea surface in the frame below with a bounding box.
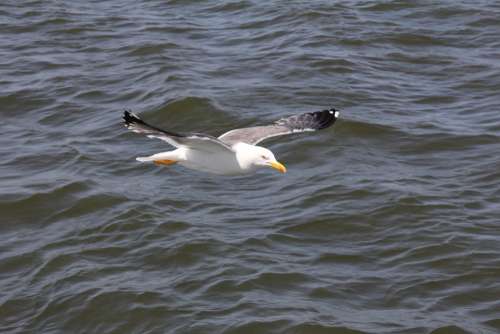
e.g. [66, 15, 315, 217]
[1, 1, 500, 333]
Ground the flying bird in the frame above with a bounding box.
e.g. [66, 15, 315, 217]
[123, 108, 339, 175]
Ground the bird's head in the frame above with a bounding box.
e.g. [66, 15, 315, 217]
[236, 144, 286, 173]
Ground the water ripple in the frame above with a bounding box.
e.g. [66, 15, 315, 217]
[1, 1, 500, 333]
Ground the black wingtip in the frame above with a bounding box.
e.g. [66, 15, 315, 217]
[313, 107, 339, 130]
[327, 107, 340, 119]
[123, 109, 143, 127]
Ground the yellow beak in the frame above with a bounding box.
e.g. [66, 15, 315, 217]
[269, 161, 287, 173]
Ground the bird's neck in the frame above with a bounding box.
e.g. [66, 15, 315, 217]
[233, 142, 259, 171]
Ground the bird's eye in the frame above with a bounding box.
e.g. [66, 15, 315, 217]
[261, 155, 268, 160]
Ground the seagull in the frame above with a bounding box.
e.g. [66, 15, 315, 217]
[123, 108, 339, 175]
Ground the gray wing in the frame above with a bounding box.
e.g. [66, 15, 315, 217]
[123, 110, 234, 153]
[218, 108, 339, 146]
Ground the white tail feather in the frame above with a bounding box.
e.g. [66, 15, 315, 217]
[136, 150, 181, 163]
[136, 156, 154, 162]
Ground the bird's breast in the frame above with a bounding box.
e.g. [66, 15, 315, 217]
[181, 149, 251, 175]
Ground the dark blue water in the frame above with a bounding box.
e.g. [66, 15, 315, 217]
[1, 1, 500, 333]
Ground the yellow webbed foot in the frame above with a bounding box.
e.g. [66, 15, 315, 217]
[154, 159, 177, 166]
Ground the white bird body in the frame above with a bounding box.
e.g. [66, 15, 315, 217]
[136, 143, 272, 175]
[123, 108, 339, 176]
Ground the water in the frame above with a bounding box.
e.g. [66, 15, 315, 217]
[1, 1, 500, 333]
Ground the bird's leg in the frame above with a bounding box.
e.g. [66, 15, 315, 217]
[154, 159, 177, 166]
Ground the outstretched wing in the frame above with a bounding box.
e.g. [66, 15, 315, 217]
[123, 110, 234, 153]
[218, 108, 339, 146]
